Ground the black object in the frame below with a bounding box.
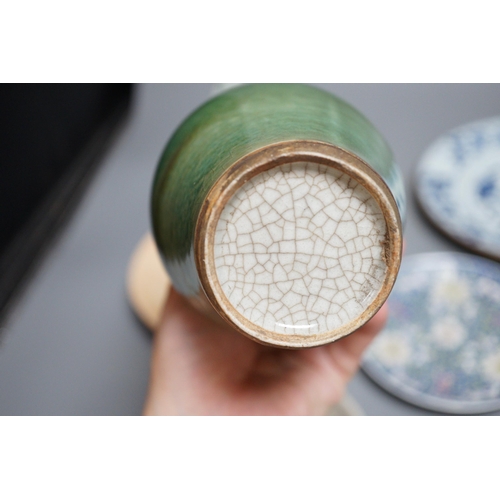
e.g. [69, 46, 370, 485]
[0, 84, 133, 322]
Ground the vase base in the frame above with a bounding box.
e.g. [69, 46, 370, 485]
[195, 141, 403, 348]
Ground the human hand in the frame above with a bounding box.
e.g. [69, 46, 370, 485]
[143, 289, 387, 416]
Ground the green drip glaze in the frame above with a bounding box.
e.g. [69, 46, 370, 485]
[151, 84, 402, 296]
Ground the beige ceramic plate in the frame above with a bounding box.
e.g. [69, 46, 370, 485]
[126, 233, 171, 331]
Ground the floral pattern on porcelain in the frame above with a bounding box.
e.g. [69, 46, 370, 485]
[362, 252, 500, 414]
[416, 116, 500, 260]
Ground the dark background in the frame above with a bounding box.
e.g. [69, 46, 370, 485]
[0, 84, 132, 320]
[0, 84, 499, 415]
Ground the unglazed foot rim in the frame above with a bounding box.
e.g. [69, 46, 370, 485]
[195, 141, 402, 348]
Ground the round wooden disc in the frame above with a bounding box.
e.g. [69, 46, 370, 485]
[126, 233, 171, 331]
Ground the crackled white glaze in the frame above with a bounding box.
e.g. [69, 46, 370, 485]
[213, 162, 387, 335]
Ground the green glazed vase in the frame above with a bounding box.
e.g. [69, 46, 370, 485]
[152, 84, 405, 348]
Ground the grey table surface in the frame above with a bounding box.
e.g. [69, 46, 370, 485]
[1, 83, 500, 416]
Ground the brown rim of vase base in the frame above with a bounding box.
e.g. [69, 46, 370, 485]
[194, 140, 403, 348]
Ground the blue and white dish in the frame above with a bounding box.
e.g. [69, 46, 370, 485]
[362, 252, 500, 414]
[416, 116, 500, 260]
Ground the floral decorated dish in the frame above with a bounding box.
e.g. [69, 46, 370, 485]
[362, 252, 500, 414]
[415, 116, 500, 260]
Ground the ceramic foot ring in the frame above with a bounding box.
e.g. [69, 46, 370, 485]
[196, 142, 401, 347]
[152, 84, 405, 348]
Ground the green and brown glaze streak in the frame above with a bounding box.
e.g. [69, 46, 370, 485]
[151, 84, 403, 298]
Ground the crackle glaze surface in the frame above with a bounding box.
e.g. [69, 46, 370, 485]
[214, 162, 388, 335]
